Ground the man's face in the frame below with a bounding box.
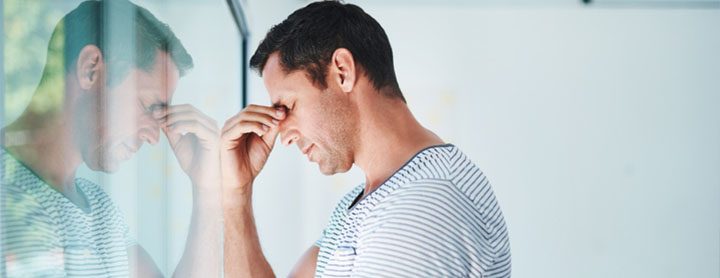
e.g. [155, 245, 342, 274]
[262, 53, 358, 175]
[76, 51, 180, 172]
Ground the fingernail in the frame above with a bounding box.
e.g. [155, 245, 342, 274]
[272, 119, 279, 125]
[276, 109, 285, 118]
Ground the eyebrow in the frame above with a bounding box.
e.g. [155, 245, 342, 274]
[149, 102, 169, 112]
[271, 98, 286, 109]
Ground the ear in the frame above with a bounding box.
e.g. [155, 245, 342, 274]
[75, 45, 105, 90]
[330, 48, 356, 93]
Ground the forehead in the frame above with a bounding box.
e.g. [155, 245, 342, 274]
[262, 52, 313, 106]
[135, 50, 180, 103]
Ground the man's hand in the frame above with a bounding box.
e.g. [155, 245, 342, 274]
[220, 104, 286, 199]
[220, 105, 285, 277]
[154, 104, 220, 192]
[153, 104, 223, 277]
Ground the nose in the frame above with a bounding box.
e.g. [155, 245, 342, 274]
[280, 129, 300, 146]
[141, 127, 160, 145]
[278, 115, 300, 146]
[138, 114, 161, 145]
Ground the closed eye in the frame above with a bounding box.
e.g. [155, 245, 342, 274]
[148, 103, 168, 113]
[273, 104, 291, 112]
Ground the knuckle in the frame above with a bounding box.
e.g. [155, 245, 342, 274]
[221, 131, 231, 141]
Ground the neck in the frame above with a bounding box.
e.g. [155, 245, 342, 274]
[3, 79, 83, 195]
[353, 86, 444, 195]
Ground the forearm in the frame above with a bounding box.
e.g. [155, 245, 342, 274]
[173, 188, 223, 278]
[223, 187, 275, 278]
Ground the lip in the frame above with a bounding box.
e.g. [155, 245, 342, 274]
[116, 148, 131, 161]
[302, 144, 314, 156]
[116, 142, 139, 161]
[125, 143, 139, 154]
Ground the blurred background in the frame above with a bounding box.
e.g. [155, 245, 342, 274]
[3, 0, 719, 277]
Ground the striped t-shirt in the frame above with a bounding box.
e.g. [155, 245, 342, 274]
[314, 144, 511, 277]
[1, 150, 135, 277]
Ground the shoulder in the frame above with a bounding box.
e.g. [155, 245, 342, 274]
[353, 181, 484, 276]
[354, 183, 511, 276]
[2, 175, 58, 229]
[2, 178, 64, 275]
[365, 179, 482, 237]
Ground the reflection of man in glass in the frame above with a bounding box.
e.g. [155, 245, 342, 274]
[1, 1, 220, 277]
[221, 1, 511, 277]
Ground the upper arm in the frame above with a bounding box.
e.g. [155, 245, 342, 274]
[288, 245, 319, 278]
[127, 245, 163, 278]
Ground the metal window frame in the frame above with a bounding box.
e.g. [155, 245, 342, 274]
[581, 0, 720, 8]
[226, 0, 251, 108]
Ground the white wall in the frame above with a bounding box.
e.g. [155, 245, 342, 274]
[246, 1, 720, 277]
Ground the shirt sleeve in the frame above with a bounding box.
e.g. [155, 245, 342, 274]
[314, 226, 326, 248]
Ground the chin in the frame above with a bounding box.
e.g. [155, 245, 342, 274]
[318, 161, 352, 176]
[88, 158, 120, 173]
[101, 162, 120, 173]
[85, 149, 121, 173]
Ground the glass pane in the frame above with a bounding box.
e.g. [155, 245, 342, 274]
[2, 0, 243, 276]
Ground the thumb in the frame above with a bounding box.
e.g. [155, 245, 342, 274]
[162, 125, 182, 150]
[261, 126, 280, 151]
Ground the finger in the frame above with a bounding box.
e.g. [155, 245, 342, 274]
[161, 110, 218, 134]
[221, 121, 270, 144]
[223, 111, 272, 133]
[222, 111, 278, 134]
[261, 124, 280, 150]
[156, 104, 218, 130]
[167, 120, 219, 139]
[222, 105, 286, 133]
[165, 120, 220, 149]
[161, 125, 182, 147]
[222, 113, 241, 132]
[153, 104, 216, 127]
[245, 104, 286, 121]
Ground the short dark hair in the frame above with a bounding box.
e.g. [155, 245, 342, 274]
[49, 0, 193, 85]
[250, 1, 405, 102]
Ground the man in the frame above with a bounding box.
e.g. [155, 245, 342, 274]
[221, 1, 511, 277]
[1, 1, 220, 277]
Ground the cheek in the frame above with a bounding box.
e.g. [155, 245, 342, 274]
[302, 106, 339, 140]
[105, 93, 146, 139]
[316, 104, 355, 149]
[73, 94, 103, 146]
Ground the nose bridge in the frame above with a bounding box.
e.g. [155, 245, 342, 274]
[279, 117, 299, 146]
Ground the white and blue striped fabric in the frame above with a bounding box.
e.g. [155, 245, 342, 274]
[315, 144, 511, 277]
[1, 149, 134, 277]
